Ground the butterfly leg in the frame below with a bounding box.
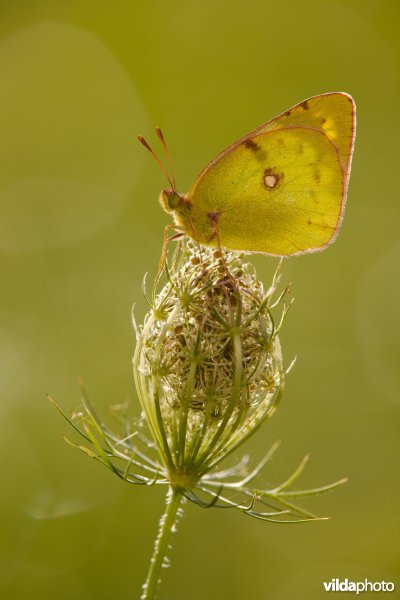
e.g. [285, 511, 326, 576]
[187, 214, 204, 264]
[206, 211, 222, 248]
[158, 224, 185, 276]
[206, 211, 236, 283]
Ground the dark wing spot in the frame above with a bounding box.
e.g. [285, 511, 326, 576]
[321, 117, 326, 125]
[314, 171, 321, 183]
[285, 110, 291, 117]
[244, 139, 260, 151]
[243, 139, 267, 161]
[299, 144, 304, 154]
[300, 100, 309, 110]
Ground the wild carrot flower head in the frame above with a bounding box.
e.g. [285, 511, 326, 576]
[134, 242, 284, 487]
[53, 240, 346, 523]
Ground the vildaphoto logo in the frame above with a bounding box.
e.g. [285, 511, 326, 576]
[323, 579, 395, 594]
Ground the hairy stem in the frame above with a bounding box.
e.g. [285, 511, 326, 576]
[141, 486, 183, 600]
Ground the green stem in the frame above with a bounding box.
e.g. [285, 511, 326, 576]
[141, 487, 183, 600]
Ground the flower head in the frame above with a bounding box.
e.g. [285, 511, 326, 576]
[135, 242, 284, 486]
[53, 241, 346, 524]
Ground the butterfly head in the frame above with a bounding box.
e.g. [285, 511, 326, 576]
[159, 189, 183, 214]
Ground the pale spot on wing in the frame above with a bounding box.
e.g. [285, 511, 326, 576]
[321, 116, 337, 140]
[263, 168, 283, 190]
[264, 174, 278, 189]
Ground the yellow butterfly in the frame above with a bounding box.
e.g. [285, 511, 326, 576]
[139, 92, 356, 258]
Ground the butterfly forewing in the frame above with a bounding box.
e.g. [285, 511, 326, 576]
[186, 92, 355, 256]
[260, 93, 356, 180]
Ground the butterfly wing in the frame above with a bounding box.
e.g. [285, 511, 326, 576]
[186, 92, 356, 255]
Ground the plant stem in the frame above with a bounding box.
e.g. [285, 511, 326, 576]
[141, 486, 183, 600]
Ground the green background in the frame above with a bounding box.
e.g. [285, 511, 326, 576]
[1, 1, 399, 598]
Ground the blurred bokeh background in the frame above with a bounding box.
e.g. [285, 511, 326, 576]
[1, 1, 399, 598]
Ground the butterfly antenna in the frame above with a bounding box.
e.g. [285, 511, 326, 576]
[137, 134, 174, 189]
[155, 127, 176, 190]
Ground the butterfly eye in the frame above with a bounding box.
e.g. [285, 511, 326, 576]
[167, 192, 180, 209]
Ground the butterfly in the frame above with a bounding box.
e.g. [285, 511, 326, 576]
[138, 92, 356, 259]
